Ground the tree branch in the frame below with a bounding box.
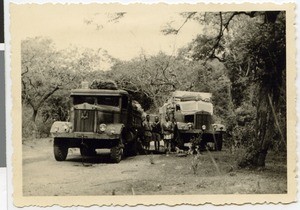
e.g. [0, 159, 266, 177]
[206, 12, 257, 61]
[162, 12, 197, 35]
[175, 12, 197, 34]
[21, 66, 29, 76]
[36, 86, 59, 109]
[26, 77, 39, 93]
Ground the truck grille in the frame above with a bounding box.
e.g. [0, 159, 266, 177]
[97, 111, 114, 124]
[74, 110, 95, 132]
[195, 112, 211, 130]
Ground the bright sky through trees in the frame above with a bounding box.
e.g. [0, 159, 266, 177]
[17, 4, 203, 61]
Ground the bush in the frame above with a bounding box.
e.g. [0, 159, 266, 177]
[222, 102, 256, 149]
[22, 105, 36, 139]
[22, 104, 60, 139]
[36, 119, 53, 138]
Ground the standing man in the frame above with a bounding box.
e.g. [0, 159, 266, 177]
[142, 114, 152, 151]
[170, 114, 178, 152]
[152, 116, 162, 151]
[162, 115, 174, 154]
[140, 115, 146, 149]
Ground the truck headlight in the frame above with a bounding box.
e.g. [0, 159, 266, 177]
[63, 125, 70, 132]
[202, 125, 206, 130]
[179, 124, 185, 129]
[99, 124, 107, 132]
[178, 123, 188, 130]
[107, 126, 116, 135]
[187, 123, 193, 129]
[213, 124, 218, 130]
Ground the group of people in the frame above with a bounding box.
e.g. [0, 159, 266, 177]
[141, 114, 176, 153]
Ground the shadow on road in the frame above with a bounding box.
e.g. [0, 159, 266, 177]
[141, 150, 166, 155]
[67, 153, 113, 165]
[66, 149, 166, 165]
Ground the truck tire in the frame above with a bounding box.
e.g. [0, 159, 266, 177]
[131, 139, 138, 156]
[136, 137, 146, 155]
[125, 139, 138, 156]
[110, 146, 123, 163]
[217, 137, 223, 151]
[214, 134, 223, 151]
[54, 144, 68, 161]
[123, 131, 137, 157]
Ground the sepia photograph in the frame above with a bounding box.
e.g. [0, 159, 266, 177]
[10, 2, 296, 206]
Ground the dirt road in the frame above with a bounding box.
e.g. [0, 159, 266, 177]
[22, 138, 287, 196]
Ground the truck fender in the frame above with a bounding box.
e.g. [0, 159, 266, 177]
[125, 130, 135, 143]
[212, 123, 226, 132]
[50, 121, 73, 136]
[104, 124, 124, 136]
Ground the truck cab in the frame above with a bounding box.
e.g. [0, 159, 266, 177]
[50, 81, 143, 163]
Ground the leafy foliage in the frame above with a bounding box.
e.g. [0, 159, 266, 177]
[107, 52, 200, 111]
[22, 37, 77, 122]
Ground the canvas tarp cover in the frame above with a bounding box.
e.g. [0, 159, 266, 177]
[178, 100, 213, 115]
[172, 91, 212, 102]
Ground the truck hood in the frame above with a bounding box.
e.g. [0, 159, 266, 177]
[73, 103, 120, 112]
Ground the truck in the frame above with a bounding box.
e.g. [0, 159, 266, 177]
[159, 91, 226, 151]
[50, 81, 143, 163]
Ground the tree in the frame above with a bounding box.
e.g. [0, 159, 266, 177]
[22, 37, 75, 123]
[164, 11, 286, 167]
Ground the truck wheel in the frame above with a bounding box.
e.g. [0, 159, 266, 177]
[54, 144, 68, 161]
[214, 135, 223, 151]
[127, 140, 138, 156]
[136, 137, 146, 155]
[111, 146, 123, 163]
[131, 139, 138, 156]
[80, 147, 97, 156]
[125, 139, 138, 157]
[217, 138, 223, 151]
[199, 139, 206, 151]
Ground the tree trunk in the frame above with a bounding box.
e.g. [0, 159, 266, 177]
[238, 87, 275, 167]
[30, 108, 39, 139]
[255, 93, 273, 167]
[32, 109, 38, 123]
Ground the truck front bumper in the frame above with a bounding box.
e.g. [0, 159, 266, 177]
[52, 132, 120, 140]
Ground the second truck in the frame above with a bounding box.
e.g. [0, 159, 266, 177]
[159, 91, 226, 151]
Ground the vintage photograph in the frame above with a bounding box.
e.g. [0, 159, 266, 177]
[10, 3, 296, 206]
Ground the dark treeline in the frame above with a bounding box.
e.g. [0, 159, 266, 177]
[21, 11, 286, 168]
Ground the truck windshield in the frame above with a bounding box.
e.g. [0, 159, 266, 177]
[73, 96, 95, 105]
[97, 96, 119, 107]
